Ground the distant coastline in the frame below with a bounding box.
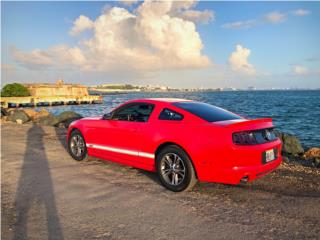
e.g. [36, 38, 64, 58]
[89, 84, 320, 95]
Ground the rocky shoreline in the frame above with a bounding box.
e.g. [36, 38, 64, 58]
[1, 107, 319, 168]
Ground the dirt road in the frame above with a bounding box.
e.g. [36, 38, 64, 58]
[1, 122, 320, 239]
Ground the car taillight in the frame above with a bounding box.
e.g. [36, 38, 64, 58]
[233, 131, 257, 145]
[233, 128, 277, 145]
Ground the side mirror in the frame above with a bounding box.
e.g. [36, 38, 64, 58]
[102, 112, 112, 120]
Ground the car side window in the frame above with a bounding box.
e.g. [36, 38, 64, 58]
[158, 108, 184, 121]
[111, 103, 154, 122]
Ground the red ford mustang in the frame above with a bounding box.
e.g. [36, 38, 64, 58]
[67, 98, 282, 191]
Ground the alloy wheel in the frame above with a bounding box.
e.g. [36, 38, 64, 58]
[70, 134, 85, 157]
[160, 153, 186, 186]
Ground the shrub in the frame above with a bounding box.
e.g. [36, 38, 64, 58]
[1, 83, 30, 97]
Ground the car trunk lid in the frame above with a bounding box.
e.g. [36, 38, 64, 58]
[214, 118, 274, 131]
[214, 118, 277, 145]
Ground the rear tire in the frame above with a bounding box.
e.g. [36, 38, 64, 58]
[68, 129, 88, 161]
[156, 145, 197, 192]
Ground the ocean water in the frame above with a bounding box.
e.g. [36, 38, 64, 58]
[44, 90, 320, 148]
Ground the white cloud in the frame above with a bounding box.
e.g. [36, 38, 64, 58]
[171, 0, 197, 11]
[167, 0, 214, 24]
[223, 11, 287, 29]
[292, 9, 310, 16]
[13, 1, 211, 73]
[118, 0, 139, 6]
[264, 11, 287, 23]
[12, 45, 87, 70]
[175, 9, 214, 24]
[228, 45, 256, 75]
[223, 9, 310, 30]
[69, 15, 94, 36]
[222, 19, 257, 29]
[11, 47, 53, 69]
[292, 65, 308, 75]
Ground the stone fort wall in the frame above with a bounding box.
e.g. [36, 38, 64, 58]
[23, 80, 89, 97]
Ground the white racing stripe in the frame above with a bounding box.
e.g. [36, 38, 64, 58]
[138, 152, 155, 159]
[86, 143, 154, 159]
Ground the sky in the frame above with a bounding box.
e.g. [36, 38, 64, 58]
[1, 0, 320, 89]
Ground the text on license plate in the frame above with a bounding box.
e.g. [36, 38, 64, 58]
[265, 149, 275, 162]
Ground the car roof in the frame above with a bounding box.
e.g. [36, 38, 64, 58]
[130, 98, 192, 104]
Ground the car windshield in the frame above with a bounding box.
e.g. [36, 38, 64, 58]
[172, 102, 242, 122]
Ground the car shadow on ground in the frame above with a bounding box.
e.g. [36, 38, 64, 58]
[194, 172, 320, 199]
[136, 167, 320, 199]
[137, 169, 162, 185]
[13, 124, 64, 240]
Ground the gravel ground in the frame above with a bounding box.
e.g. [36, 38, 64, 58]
[1, 122, 320, 240]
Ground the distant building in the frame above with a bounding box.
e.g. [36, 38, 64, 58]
[223, 87, 237, 91]
[23, 79, 89, 97]
[248, 86, 256, 90]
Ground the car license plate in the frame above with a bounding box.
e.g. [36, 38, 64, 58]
[265, 149, 275, 163]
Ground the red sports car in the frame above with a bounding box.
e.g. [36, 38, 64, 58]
[67, 98, 282, 192]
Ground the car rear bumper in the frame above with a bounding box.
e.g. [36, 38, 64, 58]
[197, 139, 282, 184]
[200, 156, 282, 185]
[225, 156, 282, 184]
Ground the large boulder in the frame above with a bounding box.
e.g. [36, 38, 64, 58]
[275, 131, 304, 155]
[20, 108, 51, 123]
[34, 108, 51, 121]
[22, 108, 51, 122]
[314, 158, 320, 168]
[56, 111, 83, 122]
[7, 110, 30, 124]
[56, 111, 83, 127]
[303, 148, 320, 167]
[1, 108, 8, 117]
[37, 114, 59, 126]
[303, 147, 320, 159]
[22, 109, 38, 119]
[6, 109, 16, 115]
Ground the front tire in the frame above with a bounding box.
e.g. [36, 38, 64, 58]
[68, 129, 88, 161]
[156, 145, 197, 192]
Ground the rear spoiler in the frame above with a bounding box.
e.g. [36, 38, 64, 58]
[223, 118, 273, 129]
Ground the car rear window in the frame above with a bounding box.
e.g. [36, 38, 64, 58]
[172, 102, 242, 122]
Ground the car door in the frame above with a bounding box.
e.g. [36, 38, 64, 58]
[88, 102, 155, 166]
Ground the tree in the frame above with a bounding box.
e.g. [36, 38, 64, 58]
[1, 83, 30, 97]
